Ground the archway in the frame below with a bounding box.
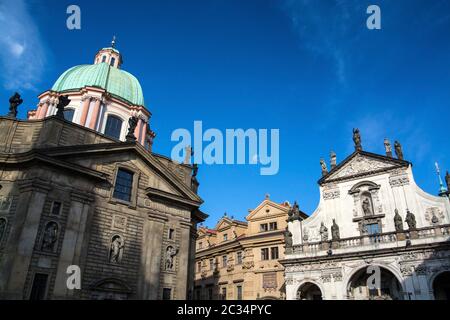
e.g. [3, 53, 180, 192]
[296, 282, 323, 300]
[346, 267, 403, 300]
[433, 271, 450, 300]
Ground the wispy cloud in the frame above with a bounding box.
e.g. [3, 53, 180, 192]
[0, 0, 47, 91]
[279, 0, 365, 86]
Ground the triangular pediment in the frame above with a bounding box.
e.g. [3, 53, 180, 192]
[320, 151, 410, 184]
[215, 217, 233, 231]
[246, 199, 290, 221]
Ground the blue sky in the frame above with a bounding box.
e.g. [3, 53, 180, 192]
[0, 0, 449, 227]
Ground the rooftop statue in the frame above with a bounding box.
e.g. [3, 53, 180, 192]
[394, 209, 403, 232]
[394, 141, 404, 160]
[7, 92, 23, 118]
[384, 138, 392, 157]
[55, 96, 71, 119]
[353, 128, 362, 151]
[125, 116, 138, 142]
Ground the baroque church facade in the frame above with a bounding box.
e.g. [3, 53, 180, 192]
[0, 41, 206, 300]
[282, 131, 450, 300]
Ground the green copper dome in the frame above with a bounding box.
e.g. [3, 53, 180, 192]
[52, 63, 144, 106]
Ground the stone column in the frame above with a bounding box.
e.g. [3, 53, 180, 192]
[52, 190, 93, 299]
[38, 102, 49, 119]
[137, 212, 167, 299]
[177, 220, 194, 300]
[140, 121, 147, 145]
[88, 98, 101, 130]
[79, 97, 91, 126]
[134, 118, 143, 142]
[0, 179, 51, 299]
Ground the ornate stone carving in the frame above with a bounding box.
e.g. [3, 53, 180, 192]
[112, 215, 127, 230]
[332, 272, 343, 282]
[242, 261, 254, 270]
[287, 201, 301, 221]
[109, 235, 124, 263]
[165, 245, 178, 270]
[320, 274, 332, 283]
[329, 154, 392, 180]
[389, 175, 410, 187]
[323, 190, 340, 200]
[41, 221, 58, 252]
[425, 207, 445, 225]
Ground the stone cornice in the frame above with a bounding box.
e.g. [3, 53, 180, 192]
[70, 189, 95, 204]
[18, 178, 52, 193]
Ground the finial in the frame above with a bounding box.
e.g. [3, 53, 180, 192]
[111, 35, 116, 48]
[320, 158, 328, 176]
[330, 151, 337, 169]
[265, 193, 270, 200]
[224, 212, 227, 217]
[435, 162, 448, 196]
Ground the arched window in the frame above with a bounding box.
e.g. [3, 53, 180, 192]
[64, 108, 75, 122]
[104, 115, 123, 140]
[102, 56, 107, 63]
[110, 57, 116, 67]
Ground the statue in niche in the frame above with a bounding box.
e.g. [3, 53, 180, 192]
[394, 141, 403, 160]
[302, 228, 309, 242]
[353, 128, 362, 151]
[319, 222, 328, 242]
[384, 138, 392, 157]
[394, 209, 404, 232]
[405, 209, 417, 230]
[0, 218, 6, 241]
[283, 227, 293, 248]
[165, 246, 179, 270]
[109, 235, 124, 263]
[55, 95, 70, 119]
[320, 159, 328, 176]
[7, 92, 23, 118]
[331, 219, 340, 240]
[125, 116, 138, 142]
[361, 195, 373, 216]
[42, 222, 58, 252]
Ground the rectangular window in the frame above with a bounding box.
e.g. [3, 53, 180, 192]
[236, 252, 243, 265]
[51, 201, 62, 215]
[168, 228, 175, 240]
[29, 273, 48, 300]
[366, 223, 380, 235]
[223, 234, 228, 241]
[236, 285, 243, 300]
[198, 241, 202, 249]
[260, 223, 268, 232]
[113, 169, 134, 202]
[270, 247, 279, 260]
[162, 288, 172, 300]
[261, 248, 269, 261]
[221, 287, 227, 300]
[222, 255, 228, 267]
[197, 261, 201, 273]
[209, 258, 214, 271]
[269, 222, 278, 231]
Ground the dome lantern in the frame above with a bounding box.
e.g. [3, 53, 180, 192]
[94, 36, 123, 68]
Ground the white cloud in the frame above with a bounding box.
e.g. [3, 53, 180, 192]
[0, 0, 47, 91]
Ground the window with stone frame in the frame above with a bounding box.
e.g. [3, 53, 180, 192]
[104, 115, 123, 140]
[270, 246, 279, 260]
[29, 273, 49, 300]
[236, 251, 243, 265]
[236, 284, 243, 300]
[168, 228, 175, 240]
[209, 258, 214, 271]
[261, 248, 269, 261]
[223, 233, 228, 241]
[222, 255, 228, 267]
[221, 287, 227, 300]
[197, 261, 201, 273]
[63, 108, 75, 122]
[269, 222, 278, 231]
[113, 168, 134, 202]
[260, 223, 268, 232]
[50, 201, 62, 216]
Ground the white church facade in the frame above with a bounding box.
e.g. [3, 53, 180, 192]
[282, 131, 450, 300]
